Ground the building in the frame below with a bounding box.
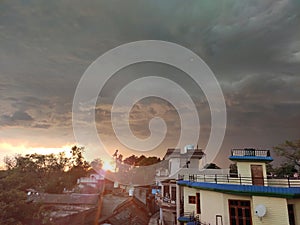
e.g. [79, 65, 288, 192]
[26, 170, 105, 225]
[155, 146, 228, 225]
[27, 192, 100, 225]
[99, 196, 151, 225]
[77, 171, 105, 193]
[177, 148, 300, 225]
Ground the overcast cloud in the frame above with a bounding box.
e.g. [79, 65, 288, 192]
[0, 0, 299, 166]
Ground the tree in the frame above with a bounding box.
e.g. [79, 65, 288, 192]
[273, 139, 300, 167]
[122, 154, 160, 167]
[273, 163, 297, 178]
[204, 163, 221, 169]
[0, 146, 91, 224]
[91, 158, 103, 171]
[0, 189, 40, 225]
[135, 156, 160, 166]
[70, 146, 89, 169]
[123, 155, 138, 166]
[113, 153, 161, 185]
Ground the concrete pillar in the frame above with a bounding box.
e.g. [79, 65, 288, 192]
[176, 183, 180, 225]
[160, 208, 164, 225]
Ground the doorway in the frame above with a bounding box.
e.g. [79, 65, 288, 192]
[196, 193, 200, 214]
[251, 165, 264, 186]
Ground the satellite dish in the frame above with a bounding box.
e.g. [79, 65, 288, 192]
[255, 204, 267, 217]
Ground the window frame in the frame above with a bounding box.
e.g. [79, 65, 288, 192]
[188, 195, 196, 204]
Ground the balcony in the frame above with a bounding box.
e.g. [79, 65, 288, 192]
[77, 177, 97, 184]
[229, 148, 273, 161]
[180, 174, 300, 187]
[178, 212, 195, 223]
[155, 195, 176, 211]
[178, 174, 300, 198]
[178, 212, 210, 225]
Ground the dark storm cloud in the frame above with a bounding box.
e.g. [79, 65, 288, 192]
[0, 110, 33, 127]
[11, 111, 33, 121]
[0, 95, 73, 129]
[0, 0, 300, 163]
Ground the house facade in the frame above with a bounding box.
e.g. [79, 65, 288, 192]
[77, 173, 105, 193]
[177, 148, 300, 225]
[155, 146, 228, 225]
[155, 146, 205, 225]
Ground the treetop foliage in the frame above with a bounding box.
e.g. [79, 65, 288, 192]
[0, 146, 90, 225]
[273, 139, 300, 167]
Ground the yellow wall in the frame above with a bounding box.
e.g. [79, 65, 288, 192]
[184, 187, 198, 214]
[183, 186, 295, 225]
[252, 196, 289, 225]
[200, 190, 225, 224]
[288, 199, 300, 225]
[222, 194, 252, 225]
[237, 161, 268, 185]
[183, 187, 252, 225]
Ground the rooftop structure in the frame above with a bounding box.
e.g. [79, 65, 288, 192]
[229, 148, 273, 162]
[155, 146, 227, 225]
[176, 148, 300, 225]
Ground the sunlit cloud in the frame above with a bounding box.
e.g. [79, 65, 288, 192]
[0, 142, 74, 167]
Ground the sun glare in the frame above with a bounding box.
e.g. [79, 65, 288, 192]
[0, 142, 73, 157]
[0, 142, 75, 168]
[0, 142, 117, 172]
[102, 160, 115, 171]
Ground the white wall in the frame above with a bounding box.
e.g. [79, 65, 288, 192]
[170, 158, 180, 175]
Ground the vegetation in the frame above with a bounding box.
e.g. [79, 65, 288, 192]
[122, 154, 161, 167]
[0, 146, 90, 225]
[268, 163, 297, 178]
[111, 151, 162, 185]
[204, 163, 221, 169]
[273, 139, 300, 167]
[269, 139, 300, 177]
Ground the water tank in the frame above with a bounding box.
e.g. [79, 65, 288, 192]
[184, 144, 194, 153]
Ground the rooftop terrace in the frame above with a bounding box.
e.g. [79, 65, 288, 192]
[229, 148, 273, 161]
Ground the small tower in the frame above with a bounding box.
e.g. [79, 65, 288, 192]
[229, 148, 273, 186]
[164, 145, 204, 175]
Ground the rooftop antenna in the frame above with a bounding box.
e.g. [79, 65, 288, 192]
[185, 160, 190, 168]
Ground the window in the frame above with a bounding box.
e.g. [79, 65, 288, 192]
[288, 204, 295, 225]
[171, 186, 176, 201]
[163, 185, 169, 197]
[196, 193, 201, 214]
[229, 200, 252, 225]
[189, 196, 196, 204]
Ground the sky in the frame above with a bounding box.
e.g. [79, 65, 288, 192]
[0, 0, 299, 168]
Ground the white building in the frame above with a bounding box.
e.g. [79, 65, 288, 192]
[155, 146, 228, 225]
[77, 173, 104, 191]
